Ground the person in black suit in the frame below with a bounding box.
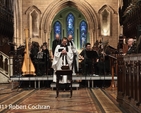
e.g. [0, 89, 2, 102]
[52, 34, 61, 56]
[79, 43, 92, 75]
[126, 38, 136, 54]
[95, 41, 111, 75]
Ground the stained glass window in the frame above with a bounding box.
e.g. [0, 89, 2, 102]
[66, 13, 75, 37]
[80, 20, 87, 48]
[54, 21, 61, 39]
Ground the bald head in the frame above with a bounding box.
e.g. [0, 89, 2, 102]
[55, 34, 60, 40]
[127, 38, 134, 47]
[67, 35, 73, 41]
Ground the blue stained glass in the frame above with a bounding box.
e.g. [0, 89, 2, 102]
[54, 21, 61, 39]
[67, 13, 74, 37]
[80, 20, 87, 48]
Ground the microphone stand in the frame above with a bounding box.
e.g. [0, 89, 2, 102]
[102, 60, 106, 89]
[45, 51, 49, 88]
[101, 51, 106, 89]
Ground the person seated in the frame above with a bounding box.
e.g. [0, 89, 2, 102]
[126, 38, 136, 54]
[92, 46, 100, 75]
[79, 43, 92, 75]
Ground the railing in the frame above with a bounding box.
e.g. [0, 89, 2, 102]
[0, 51, 13, 83]
[117, 54, 141, 113]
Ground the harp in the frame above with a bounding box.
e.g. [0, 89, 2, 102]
[21, 29, 36, 76]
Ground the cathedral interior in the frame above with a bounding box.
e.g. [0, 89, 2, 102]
[0, 0, 141, 112]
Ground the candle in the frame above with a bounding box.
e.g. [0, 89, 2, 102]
[123, 38, 125, 44]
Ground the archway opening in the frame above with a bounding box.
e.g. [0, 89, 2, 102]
[50, 6, 89, 50]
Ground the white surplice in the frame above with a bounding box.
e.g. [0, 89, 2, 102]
[69, 41, 79, 75]
[52, 45, 73, 83]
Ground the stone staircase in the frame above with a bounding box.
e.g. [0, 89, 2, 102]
[0, 51, 13, 83]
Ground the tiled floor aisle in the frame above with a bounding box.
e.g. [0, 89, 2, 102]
[0, 84, 100, 113]
[0, 84, 123, 113]
[92, 88, 122, 113]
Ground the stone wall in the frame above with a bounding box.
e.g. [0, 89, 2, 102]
[16, 0, 120, 49]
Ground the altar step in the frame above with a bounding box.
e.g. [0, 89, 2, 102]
[50, 82, 80, 90]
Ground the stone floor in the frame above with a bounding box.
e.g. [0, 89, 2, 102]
[0, 84, 124, 113]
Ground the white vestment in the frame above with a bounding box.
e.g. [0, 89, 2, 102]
[52, 45, 73, 83]
[69, 41, 79, 75]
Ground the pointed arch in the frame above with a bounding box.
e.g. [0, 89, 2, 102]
[98, 5, 117, 14]
[25, 5, 41, 15]
[40, 0, 99, 46]
[25, 5, 42, 39]
[98, 5, 116, 36]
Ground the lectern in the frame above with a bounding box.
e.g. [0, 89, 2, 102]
[56, 66, 72, 98]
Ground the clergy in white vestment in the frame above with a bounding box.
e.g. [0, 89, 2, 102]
[52, 37, 74, 83]
[67, 34, 79, 75]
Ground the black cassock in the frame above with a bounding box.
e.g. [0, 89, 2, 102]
[52, 39, 61, 55]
